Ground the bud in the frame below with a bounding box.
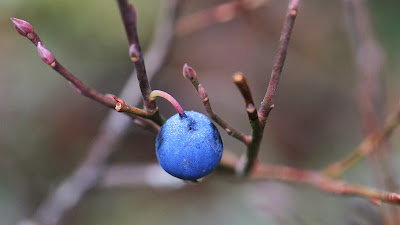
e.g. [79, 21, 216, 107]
[129, 44, 140, 62]
[198, 84, 208, 100]
[37, 42, 55, 66]
[10, 18, 34, 37]
[112, 96, 125, 112]
[183, 64, 196, 81]
[233, 72, 244, 83]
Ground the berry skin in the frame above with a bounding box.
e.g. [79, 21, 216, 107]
[155, 111, 223, 180]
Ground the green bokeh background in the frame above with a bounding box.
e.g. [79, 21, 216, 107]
[1, 0, 400, 224]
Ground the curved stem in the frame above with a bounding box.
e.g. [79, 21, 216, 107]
[150, 90, 186, 117]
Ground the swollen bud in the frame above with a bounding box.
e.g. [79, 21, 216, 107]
[37, 42, 55, 67]
[198, 84, 208, 100]
[129, 44, 140, 62]
[183, 64, 196, 81]
[10, 18, 34, 37]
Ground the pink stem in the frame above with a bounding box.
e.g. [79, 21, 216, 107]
[150, 90, 186, 117]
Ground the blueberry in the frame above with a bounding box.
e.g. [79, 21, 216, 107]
[155, 111, 223, 180]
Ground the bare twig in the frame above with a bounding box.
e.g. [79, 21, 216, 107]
[252, 164, 400, 206]
[258, 0, 300, 125]
[10, 18, 164, 128]
[175, 0, 270, 37]
[15, 1, 181, 225]
[117, 0, 156, 112]
[343, 0, 399, 223]
[323, 101, 400, 177]
[241, 0, 300, 175]
[233, 72, 258, 121]
[183, 65, 251, 144]
[216, 152, 400, 206]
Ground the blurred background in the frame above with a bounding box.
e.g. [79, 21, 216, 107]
[1, 0, 400, 224]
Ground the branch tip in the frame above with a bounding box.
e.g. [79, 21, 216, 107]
[10, 17, 34, 37]
[233, 72, 244, 83]
[183, 63, 197, 81]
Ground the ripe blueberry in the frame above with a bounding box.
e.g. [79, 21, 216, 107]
[156, 111, 223, 180]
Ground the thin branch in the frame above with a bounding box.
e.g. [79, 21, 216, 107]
[117, 0, 156, 111]
[233, 72, 258, 121]
[183, 64, 251, 144]
[343, 0, 399, 222]
[98, 153, 400, 207]
[241, 0, 301, 175]
[216, 152, 400, 206]
[15, 1, 182, 225]
[323, 101, 400, 178]
[175, 0, 271, 37]
[252, 164, 400, 206]
[258, 0, 300, 125]
[11, 18, 164, 128]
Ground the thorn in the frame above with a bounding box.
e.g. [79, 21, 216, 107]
[183, 64, 197, 81]
[37, 42, 55, 66]
[129, 44, 139, 62]
[10, 18, 34, 37]
[198, 84, 208, 99]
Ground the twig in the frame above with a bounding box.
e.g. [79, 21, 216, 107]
[343, 0, 399, 223]
[258, 0, 300, 125]
[233, 72, 258, 121]
[252, 164, 400, 206]
[175, 0, 270, 37]
[323, 101, 400, 177]
[183, 64, 251, 144]
[216, 152, 400, 206]
[117, 0, 156, 112]
[241, 0, 300, 175]
[10, 18, 163, 127]
[15, 1, 181, 225]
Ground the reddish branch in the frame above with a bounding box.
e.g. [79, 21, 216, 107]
[117, 0, 156, 112]
[10, 16, 164, 126]
[233, 72, 258, 122]
[258, 0, 300, 125]
[183, 65, 250, 144]
[342, 0, 399, 223]
[12, 1, 182, 224]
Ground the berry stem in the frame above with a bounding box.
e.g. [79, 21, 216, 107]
[150, 90, 186, 117]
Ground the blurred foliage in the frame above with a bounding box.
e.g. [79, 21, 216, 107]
[1, 0, 400, 224]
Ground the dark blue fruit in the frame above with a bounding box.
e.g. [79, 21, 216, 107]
[155, 111, 223, 180]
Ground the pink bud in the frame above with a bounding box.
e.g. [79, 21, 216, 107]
[129, 44, 140, 62]
[10, 18, 34, 37]
[198, 84, 208, 99]
[183, 64, 196, 81]
[37, 42, 55, 66]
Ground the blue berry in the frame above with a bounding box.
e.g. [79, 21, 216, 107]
[155, 111, 223, 180]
